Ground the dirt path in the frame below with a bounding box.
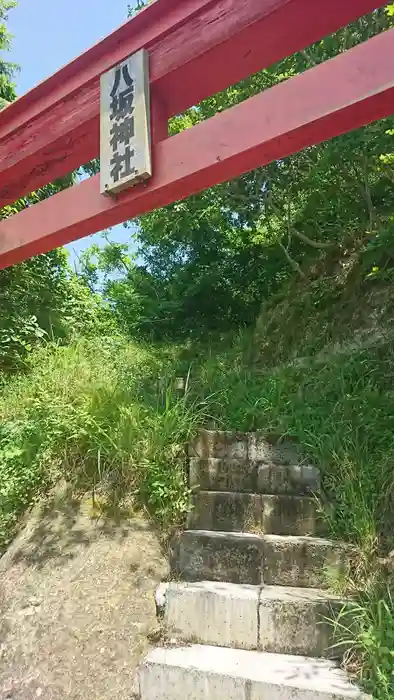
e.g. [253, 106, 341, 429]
[0, 487, 167, 699]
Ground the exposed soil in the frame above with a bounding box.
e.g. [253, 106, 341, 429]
[0, 486, 168, 699]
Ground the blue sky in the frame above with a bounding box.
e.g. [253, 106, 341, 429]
[7, 0, 138, 265]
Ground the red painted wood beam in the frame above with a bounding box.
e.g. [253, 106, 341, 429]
[0, 28, 393, 269]
[0, 0, 384, 207]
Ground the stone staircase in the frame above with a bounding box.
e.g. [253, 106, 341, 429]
[137, 431, 370, 700]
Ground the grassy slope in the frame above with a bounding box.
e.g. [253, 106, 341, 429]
[1, 264, 393, 697]
[0, 337, 206, 546]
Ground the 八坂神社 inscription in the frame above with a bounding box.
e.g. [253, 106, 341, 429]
[100, 49, 151, 195]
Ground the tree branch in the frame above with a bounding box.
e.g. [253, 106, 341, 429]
[278, 241, 305, 278]
[362, 154, 375, 231]
[291, 228, 332, 249]
[269, 199, 332, 249]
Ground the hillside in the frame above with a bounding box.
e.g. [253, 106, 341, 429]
[0, 249, 393, 698]
[1, 3, 394, 698]
[255, 243, 394, 369]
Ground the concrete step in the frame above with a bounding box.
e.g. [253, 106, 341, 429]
[188, 491, 324, 535]
[189, 430, 304, 462]
[189, 457, 257, 493]
[188, 430, 250, 460]
[139, 644, 369, 700]
[160, 581, 259, 650]
[258, 584, 343, 657]
[188, 431, 320, 491]
[262, 534, 348, 588]
[159, 580, 344, 658]
[189, 457, 321, 495]
[174, 530, 347, 588]
[258, 461, 321, 496]
[175, 530, 265, 585]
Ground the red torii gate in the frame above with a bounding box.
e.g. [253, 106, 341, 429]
[0, 0, 392, 269]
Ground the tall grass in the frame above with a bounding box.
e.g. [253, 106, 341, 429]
[187, 336, 394, 699]
[1, 332, 393, 697]
[331, 586, 394, 700]
[0, 336, 210, 548]
[190, 339, 394, 557]
[2, 330, 393, 557]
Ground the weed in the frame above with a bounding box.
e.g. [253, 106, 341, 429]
[1, 330, 393, 697]
[0, 337, 209, 549]
[331, 587, 394, 700]
[186, 336, 394, 699]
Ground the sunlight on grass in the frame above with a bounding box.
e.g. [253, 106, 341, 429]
[1, 332, 393, 697]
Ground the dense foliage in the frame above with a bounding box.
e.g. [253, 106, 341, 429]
[80, 7, 394, 341]
[0, 2, 108, 372]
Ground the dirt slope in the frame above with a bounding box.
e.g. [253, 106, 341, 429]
[0, 487, 167, 699]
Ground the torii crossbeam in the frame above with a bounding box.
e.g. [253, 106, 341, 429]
[0, 0, 392, 268]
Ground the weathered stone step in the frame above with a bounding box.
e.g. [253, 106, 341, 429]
[189, 457, 256, 493]
[189, 430, 306, 462]
[159, 580, 344, 658]
[139, 644, 368, 700]
[259, 584, 346, 657]
[189, 430, 319, 482]
[258, 461, 321, 496]
[188, 430, 250, 460]
[159, 581, 259, 650]
[189, 457, 320, 495]
[175, 530, 347, 588]
[176, 530, 265, 585]
[187, 491, 324, 535]
[262, 534, 348, 588]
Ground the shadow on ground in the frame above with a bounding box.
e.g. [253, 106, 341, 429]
[8, 485, 154, 571]
[0, 485, 168, 700]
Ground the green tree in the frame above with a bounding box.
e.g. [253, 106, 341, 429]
[0, 0, 18, 108]
[93, 7, 394, 339]
[0, 2, 106, 372]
